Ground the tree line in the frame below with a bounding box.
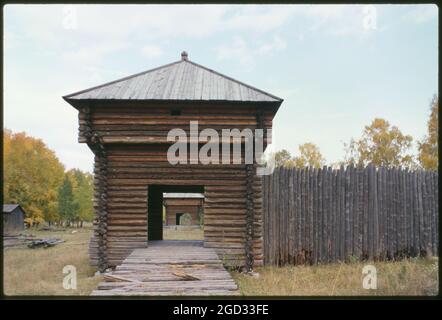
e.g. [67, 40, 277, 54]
[3, 129, 93, 227]
[274, 95, 438, 171]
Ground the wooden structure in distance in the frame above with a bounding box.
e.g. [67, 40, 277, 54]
[163, 193, 204, 226]
[3, 204, 25, 233]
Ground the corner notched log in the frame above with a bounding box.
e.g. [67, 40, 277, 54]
[95, 152, 109, 272]
[83, 105, 109, 272]
[245, 163, 255, 272]
[244, 109, 265, 272]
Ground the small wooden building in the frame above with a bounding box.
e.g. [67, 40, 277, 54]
[63, 51, 283, 271]
[3, 204, 25, 232]
[163, 193, 204, 226]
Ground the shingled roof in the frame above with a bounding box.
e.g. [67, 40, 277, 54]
[63, 51, 283, 107]
[3, 204, 23, 213]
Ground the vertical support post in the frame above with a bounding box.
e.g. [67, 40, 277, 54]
[95, 149, 108, 272]
[245, 163, 255, 272]
[245, 108, 265, 272]
[83, 105, 109, 272]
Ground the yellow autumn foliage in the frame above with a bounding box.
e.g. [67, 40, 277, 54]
[3, 129, 65, 223]
[418, 95, 438, 170]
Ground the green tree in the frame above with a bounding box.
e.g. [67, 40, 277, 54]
[273, 144, 325, 168]
[274, 149, 292, 167]
[418, 95, 438, 170]
[68, 169, 94, 227]
[58, 176, 78, 226]
[3, 129, 65, 225]
[344, 118, 414, 168]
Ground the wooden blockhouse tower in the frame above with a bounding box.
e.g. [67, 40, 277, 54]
[64, 52, 283, 272]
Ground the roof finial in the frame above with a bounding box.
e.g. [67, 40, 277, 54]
[181, 51, 188, 61]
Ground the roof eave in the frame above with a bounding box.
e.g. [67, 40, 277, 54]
[63, 97, 283, 110]
[3, 204, 23, 214]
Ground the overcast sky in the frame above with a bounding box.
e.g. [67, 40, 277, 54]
[4, 4, 438, 173]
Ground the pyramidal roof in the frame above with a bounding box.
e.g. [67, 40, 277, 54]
[63, 51, 283, 106]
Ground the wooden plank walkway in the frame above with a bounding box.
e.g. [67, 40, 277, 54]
[91, 241, 239, 296]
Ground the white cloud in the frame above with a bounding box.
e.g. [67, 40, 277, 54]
[225, 5, 297, 32]
[215, 36, 255, 69]
[280, 5, 382, 38]
[216, 34, 288, 70]
[141, 45, 163, 58]
[74, 5, 233, 39]
[5, 5, 233, 68]
[61, 41, 129, 65]
[257, 35, 287, 55]
[302, 4, 345, 20]
[5, 5, 231, 41]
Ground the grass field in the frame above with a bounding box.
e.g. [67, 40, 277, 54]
[3, 227, 438, 296]
[3, 227, 102, 296]
[232, 257, 439, 296]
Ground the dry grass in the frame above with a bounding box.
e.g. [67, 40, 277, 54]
[3, 226, 200, 296]
[163, 226, 204, 240]
[3, 227, 102, 296]
[231, 257, 439, 296]
[4, 226, 438, 297]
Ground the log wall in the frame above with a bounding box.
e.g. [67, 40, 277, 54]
[81, 102, 274, 268]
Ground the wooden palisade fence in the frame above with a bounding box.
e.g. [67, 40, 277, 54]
[263, 165, 439, 265]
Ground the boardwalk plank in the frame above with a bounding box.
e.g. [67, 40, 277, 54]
[91, 241, 238, 296]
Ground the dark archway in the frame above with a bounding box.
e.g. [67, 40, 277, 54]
[147, 185, 204, 241]
[175, 213, 184, 225]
